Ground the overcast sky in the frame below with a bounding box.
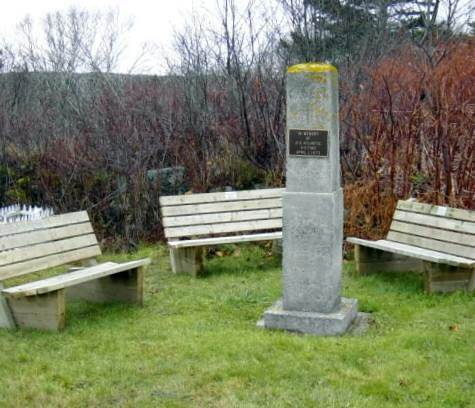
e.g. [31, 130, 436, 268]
[1, 0, 472, 74]
[0, 0, 255, 73]
[0, 0, 224, 43]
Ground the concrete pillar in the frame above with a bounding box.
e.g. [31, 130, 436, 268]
[261, 63, 358, 335]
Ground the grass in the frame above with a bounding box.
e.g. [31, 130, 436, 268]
[0, 243, 474, 407]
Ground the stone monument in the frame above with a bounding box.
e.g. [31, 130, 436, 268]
[262, 63, 358, 335]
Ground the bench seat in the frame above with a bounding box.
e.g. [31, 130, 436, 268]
[169, 232, 283, 249]
[160, 188, 283, 276]
[0, 211, 151, 330]
[2, 259, 150, 298]
[347, 238, 474, 268]
[347, 200, 474, 293]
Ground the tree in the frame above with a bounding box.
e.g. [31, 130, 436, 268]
[170, 0, 287, 189]
[280, 1, 403, 64]
[278, 0, 465, 67]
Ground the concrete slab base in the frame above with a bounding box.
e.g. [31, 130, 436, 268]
[259, 297, 358, 336]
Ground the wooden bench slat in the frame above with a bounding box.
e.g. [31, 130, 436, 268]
[387, 231, 474, 260]
[0, 210, 151, 330]
[0, 234, 99, 267]
[0, 246, 102, 280]
[160, 188, 284, 206]
[0, 222, 94, 251]
[169, 231, 283, 249]
[348, 201, 474, 293]
[0, 211, 89, 237]
[161, 189, 284, 275]
[347, 237, 474, 268]
[397, 201, 475, 222]
[163, 208, 282, 228]
[161, 198, 282, 217]
[390, 220, 475, 247]
[165, 218, 283, 239]
[2, 259, 151, 298]
[393, 210, 475, 235]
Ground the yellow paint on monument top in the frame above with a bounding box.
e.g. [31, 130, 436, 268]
[287, 63, 337, 74]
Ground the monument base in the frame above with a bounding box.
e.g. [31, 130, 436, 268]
[259, 297, 358, 336]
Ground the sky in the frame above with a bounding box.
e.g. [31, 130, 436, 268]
[0, 0, 253, 73]
[1, 0, 472, 74]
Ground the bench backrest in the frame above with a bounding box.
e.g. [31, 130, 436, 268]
[160, 188, 284, 240]
[387, 200, 475, 260]
[0, 211, 101, 281]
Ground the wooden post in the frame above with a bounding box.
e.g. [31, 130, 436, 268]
[272, 239, 283, 257]
[169, 247, 204, 277]
[8, 290, 66, 331]
[81, 258, 98, 267]
[0, 283, 15, 329]
[468, 270, 475, 292]
[354, 245, 423, 275]
[66, 267, 145, 305]
[423, 262, 474, 294]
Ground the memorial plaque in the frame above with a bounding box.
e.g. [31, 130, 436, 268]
[288, 129, 328, 157]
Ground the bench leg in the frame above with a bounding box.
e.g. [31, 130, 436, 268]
[7, 290, 66, 331]
[0, 284, 15, 329]
[66, 267, 145, 305]
[169, 247, 204, 277]
[272, 239, 283, 257]
[354, 245, 423, 275]
[423, 262, 474, 294]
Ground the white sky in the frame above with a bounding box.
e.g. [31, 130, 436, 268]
[0, 0, 251, 74]
[1, 0, 472, 74]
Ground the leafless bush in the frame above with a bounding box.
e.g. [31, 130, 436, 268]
[0, 2, 472, 247]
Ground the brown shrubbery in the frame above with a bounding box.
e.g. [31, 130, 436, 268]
[0, 40, 473, 247]
[342, 38, 474, 239]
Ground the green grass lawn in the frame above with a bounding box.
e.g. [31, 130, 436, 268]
[0, 244, 474, 407]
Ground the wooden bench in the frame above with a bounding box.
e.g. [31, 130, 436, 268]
[160, 188, 284, 276]
[0, 211, 151, 331]
[347, 200, 474, 293]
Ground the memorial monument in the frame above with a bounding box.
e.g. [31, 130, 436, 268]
[261, 63, 358, 335]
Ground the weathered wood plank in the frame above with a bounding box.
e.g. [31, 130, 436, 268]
[0, 246, 102, 280]
[468, 270, 475, 291]
[161, 189, 284, 276]
[349, 201, 474, 293]
[346, 237, 474, 267]
[0, 234, 99, 267]
[387, 231, 474, 259]
[165, 219, 283, 239]
[389, 221, 475, 247]
[0, 283, 15, 329]
[0, 207, 151, 329]
[169, 231, 283, 249]
[161, 198, 282, 217]
[0, 211, 89, 237]
[393, 210, 475, 235]
[353, 245, 423, 274]
[2, 259, 150, 298]
[160, 188, 284, 206]
[66, 266, 145, 305]
[0, 222, 94, 251]
[163, 208, 282, 228]
[397, 200, 475, 222]
[8, 289, 66, 331]
[169, 247, 204, 276]
[423, 261, 474, 293]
